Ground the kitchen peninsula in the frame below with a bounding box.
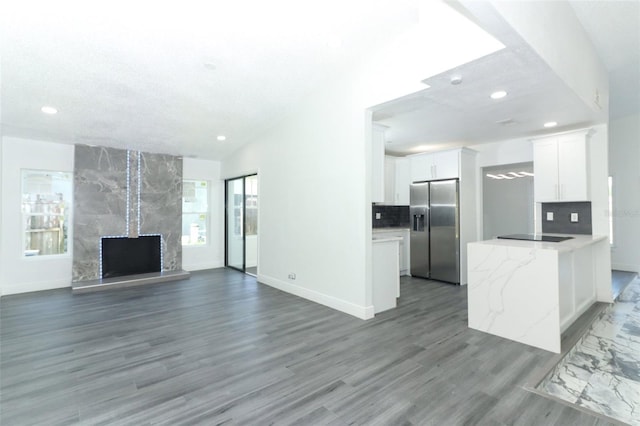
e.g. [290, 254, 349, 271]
[467, 234, 611, 353]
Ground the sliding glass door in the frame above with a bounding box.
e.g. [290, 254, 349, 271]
[225, 174, 258, 275]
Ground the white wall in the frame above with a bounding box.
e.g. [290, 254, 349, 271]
[221, 2, 504, 319]
[590, 125, 610, 237]
[469, 138, 534, 240]
[609, 113, 640, 273]
[1, 137, 75, 295]
[0, 142, 224, 296]
[182, 158, 224, 271]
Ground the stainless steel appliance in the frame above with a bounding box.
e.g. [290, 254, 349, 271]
[410, 179, 460, 283]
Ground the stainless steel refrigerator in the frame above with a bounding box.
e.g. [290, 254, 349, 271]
[410, 179, 460, 283]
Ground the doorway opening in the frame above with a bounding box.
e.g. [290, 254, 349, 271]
[225, 174, 258, 276]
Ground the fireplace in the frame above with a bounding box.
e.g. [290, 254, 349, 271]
[101, 235, 162, 279]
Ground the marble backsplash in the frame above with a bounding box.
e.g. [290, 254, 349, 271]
[72, 145, 182, 281]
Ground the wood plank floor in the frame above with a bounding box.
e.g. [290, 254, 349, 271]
[1, 269, 617, 425]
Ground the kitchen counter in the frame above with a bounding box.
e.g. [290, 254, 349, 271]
[472, 234, 607, 252]
[467, 234, 611, 353]
[372, 228, 410, 276]
[373, 227, 410, 233]
[372, 236, 402, 243]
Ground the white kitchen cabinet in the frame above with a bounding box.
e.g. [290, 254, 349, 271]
[383, 156, 396, 204]
[410, 154, 431, 182]
[533, 130, 590, 202]
[379, 156, 411, 206]
[409, 149, 460, 182]
[372, 229, 410, 276]
[372, 238, 400, 314]
[381, 156, 410, 205]
[431, 150, 459, 180]
[371, 124, 387, 203]
[394, 158, 410, 205]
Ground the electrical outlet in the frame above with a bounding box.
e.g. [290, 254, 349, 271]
[375, 213, 381, 220]
[288, 273, 296, 280]
[546, 212, 554, 221]
[570, 213, 579, 223]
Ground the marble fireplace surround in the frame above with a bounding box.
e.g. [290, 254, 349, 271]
[72, 145, 188, 288]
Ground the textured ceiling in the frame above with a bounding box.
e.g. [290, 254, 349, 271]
[3, 1, 635, 160]
[375, 0, 640, 155]
[375, 45, 597, 155]
[0, 0, 421, 159]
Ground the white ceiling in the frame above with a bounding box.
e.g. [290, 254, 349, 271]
[0, 0, 420, 160]
[375, 0, 640, 156]
[374, 45, 597, 155]
[2, 1, 637, 160]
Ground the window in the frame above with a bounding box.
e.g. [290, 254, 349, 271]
[21, 170, 72, 257]
[182, 180, 208, 245]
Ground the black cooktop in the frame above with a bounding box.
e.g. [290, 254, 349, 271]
[497, 234, 574, 243]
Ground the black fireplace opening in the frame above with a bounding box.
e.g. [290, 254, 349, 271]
[101, 236, 161, 279]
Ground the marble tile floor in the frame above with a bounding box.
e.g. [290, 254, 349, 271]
[539, 277, 640, 425]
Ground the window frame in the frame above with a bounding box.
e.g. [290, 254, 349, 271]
[21, 168, 73, 259]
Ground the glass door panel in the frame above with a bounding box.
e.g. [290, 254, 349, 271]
[226, 178, 244, 270]
[244, 175, 258, 276]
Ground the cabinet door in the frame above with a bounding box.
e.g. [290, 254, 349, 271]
[383, 156, 396, 205]
[533, 139, 559, 201]
[410, 154, 431, 182]
[433, 150, 459, 180]
[371, 126, 386, 202]
[558, 134, 588, 201]
[395, 158, 410, 205]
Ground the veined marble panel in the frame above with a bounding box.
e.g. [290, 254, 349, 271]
[139, 152, 182, 271]
[539, 278, 640, 426]
[73, 146, 128, 281]
[468, 244, 561, 352]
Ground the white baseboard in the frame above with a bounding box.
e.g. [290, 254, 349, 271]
[258, 274, 374, 320]
[2, 278, 71, 296]
[183, 261, 224, 272]
[612, 263, 640, 274]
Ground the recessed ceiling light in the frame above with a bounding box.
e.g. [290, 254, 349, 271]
[217, 135, 226, 141]
[544, 121, 558, 128]
[41, 106, 58, 114]
[490, 90, 507, 99]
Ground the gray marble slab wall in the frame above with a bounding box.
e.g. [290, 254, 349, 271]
[73, 145, 183, 282]
[73, 146, 129, 281]
[139, 152, 182, 271]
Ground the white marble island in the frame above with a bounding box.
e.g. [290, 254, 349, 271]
[467, 234, 611, 353]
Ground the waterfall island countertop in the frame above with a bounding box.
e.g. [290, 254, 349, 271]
[467, 234, 611, 353]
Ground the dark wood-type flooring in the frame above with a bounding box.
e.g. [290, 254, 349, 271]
[1, 269, 618, 425]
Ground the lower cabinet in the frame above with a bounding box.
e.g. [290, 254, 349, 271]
[372, 229, 410, 276]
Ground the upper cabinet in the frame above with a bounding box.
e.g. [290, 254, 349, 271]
[371, 124, 387, 203]
[409, 149, 461, 182]
[380, 156, 410, 205]
[533, 130, 591, 202]
[394, 158, 410, 205]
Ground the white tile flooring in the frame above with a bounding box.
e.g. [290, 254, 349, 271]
[539, 277, 640, 425]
